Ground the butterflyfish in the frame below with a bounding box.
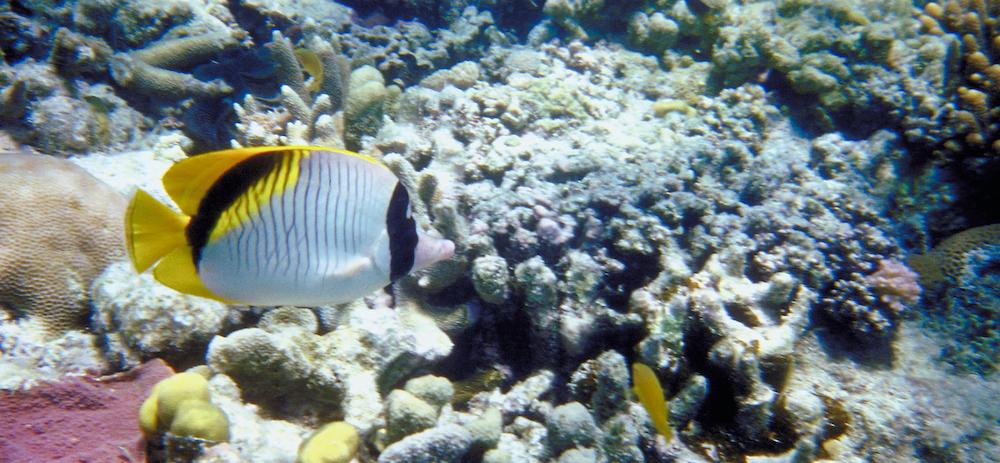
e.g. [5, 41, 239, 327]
[632, 362, 672, 441]
[125, 146, 455, 305]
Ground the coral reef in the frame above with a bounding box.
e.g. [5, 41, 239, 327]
[0, 359, 172, 461]
[910, 223, 1000, 375]
[90, 261, 230, 369]
[0, 153, 125, 335]
[0, 316, 108, 390]
[1, 2, 998, 462]
[864, 258, 921, 313]
[142, 369, 231, 442]
[916, 0, 1000, 157]
[227, 31, 356, 150]
[207, 301, 451, 430]
[337, 6, 507, 86]
[0, 60, 150, 155]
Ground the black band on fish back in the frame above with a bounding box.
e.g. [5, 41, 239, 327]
[387, 182, 417, 281]
[187, 152, 280, 267]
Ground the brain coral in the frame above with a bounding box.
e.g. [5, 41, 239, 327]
[0, 153, 125, 335]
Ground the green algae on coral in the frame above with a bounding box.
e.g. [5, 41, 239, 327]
[452, 368, 504, 405]
[908, 223, 1000, 285]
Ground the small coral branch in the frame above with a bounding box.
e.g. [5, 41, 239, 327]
[865, 259, 921, 314]
[110, 33, 237, 100]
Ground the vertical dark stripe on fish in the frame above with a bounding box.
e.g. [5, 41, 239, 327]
[386, 182, 417, 281]
[279, 154, 295, 276]
[311, 155, 323, 277]
[351, 162, 361, 255]
[187, 152, 280, 268]
[266, 158, 283, 274]
[322, 156, 332, 276]
[334, 156, 343, 268]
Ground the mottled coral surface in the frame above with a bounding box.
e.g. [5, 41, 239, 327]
[0, 359, 172, 462]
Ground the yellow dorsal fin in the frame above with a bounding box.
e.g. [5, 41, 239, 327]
[152, 246, 234, 303]
[126, 189, 189, 273]
[163, 146, 385, 216]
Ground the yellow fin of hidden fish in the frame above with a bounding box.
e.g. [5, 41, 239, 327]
[152, 246, 232, 302]
[632, 362, 672, 441]
[294, 48, 323, 93]
[126, 189, 189, 273]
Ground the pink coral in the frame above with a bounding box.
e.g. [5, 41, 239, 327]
[865, 259, 921, 314]
[0, 359, 173, 462]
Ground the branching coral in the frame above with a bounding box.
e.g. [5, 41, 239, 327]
[229, 31, 398, 151]
[864, 259, 921, 314]
[917, 0, 1000, 156]
[110, 33, 237, 100]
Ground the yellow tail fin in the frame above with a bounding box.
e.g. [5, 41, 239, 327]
[126, 189, 188, 273]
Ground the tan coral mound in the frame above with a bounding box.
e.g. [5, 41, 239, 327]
[0, 152, 126, 335]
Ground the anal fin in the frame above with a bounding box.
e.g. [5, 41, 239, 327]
[153, 247, 235, 303]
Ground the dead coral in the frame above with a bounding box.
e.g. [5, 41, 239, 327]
[109, 33, 236, 100]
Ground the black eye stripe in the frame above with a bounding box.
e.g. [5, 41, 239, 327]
[386, 182, 417, 281]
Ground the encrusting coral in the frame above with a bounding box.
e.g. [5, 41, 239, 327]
[0, 153, 125, 335]
[908, 223, 1000, 284]
[909, 223, 1000, 374]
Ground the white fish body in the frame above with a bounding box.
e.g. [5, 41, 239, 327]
[125, 146, 455, 305]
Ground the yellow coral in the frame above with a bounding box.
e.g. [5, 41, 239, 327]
[155, 371, 211, 428]
[169, 400, 230, 442]
[908, 223, 1000, 284]
[297, 421, 359, 463]
[0, 153, 125, 335]
[139, 370, 232, 442]
[652, 99, 696, 117]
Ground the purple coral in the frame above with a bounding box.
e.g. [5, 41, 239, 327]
[865, 259, 921, 314]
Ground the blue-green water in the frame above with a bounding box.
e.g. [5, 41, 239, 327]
[0, 1, 997, 462]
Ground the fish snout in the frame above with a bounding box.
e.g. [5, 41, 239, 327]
[413, 234, 455, 271]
